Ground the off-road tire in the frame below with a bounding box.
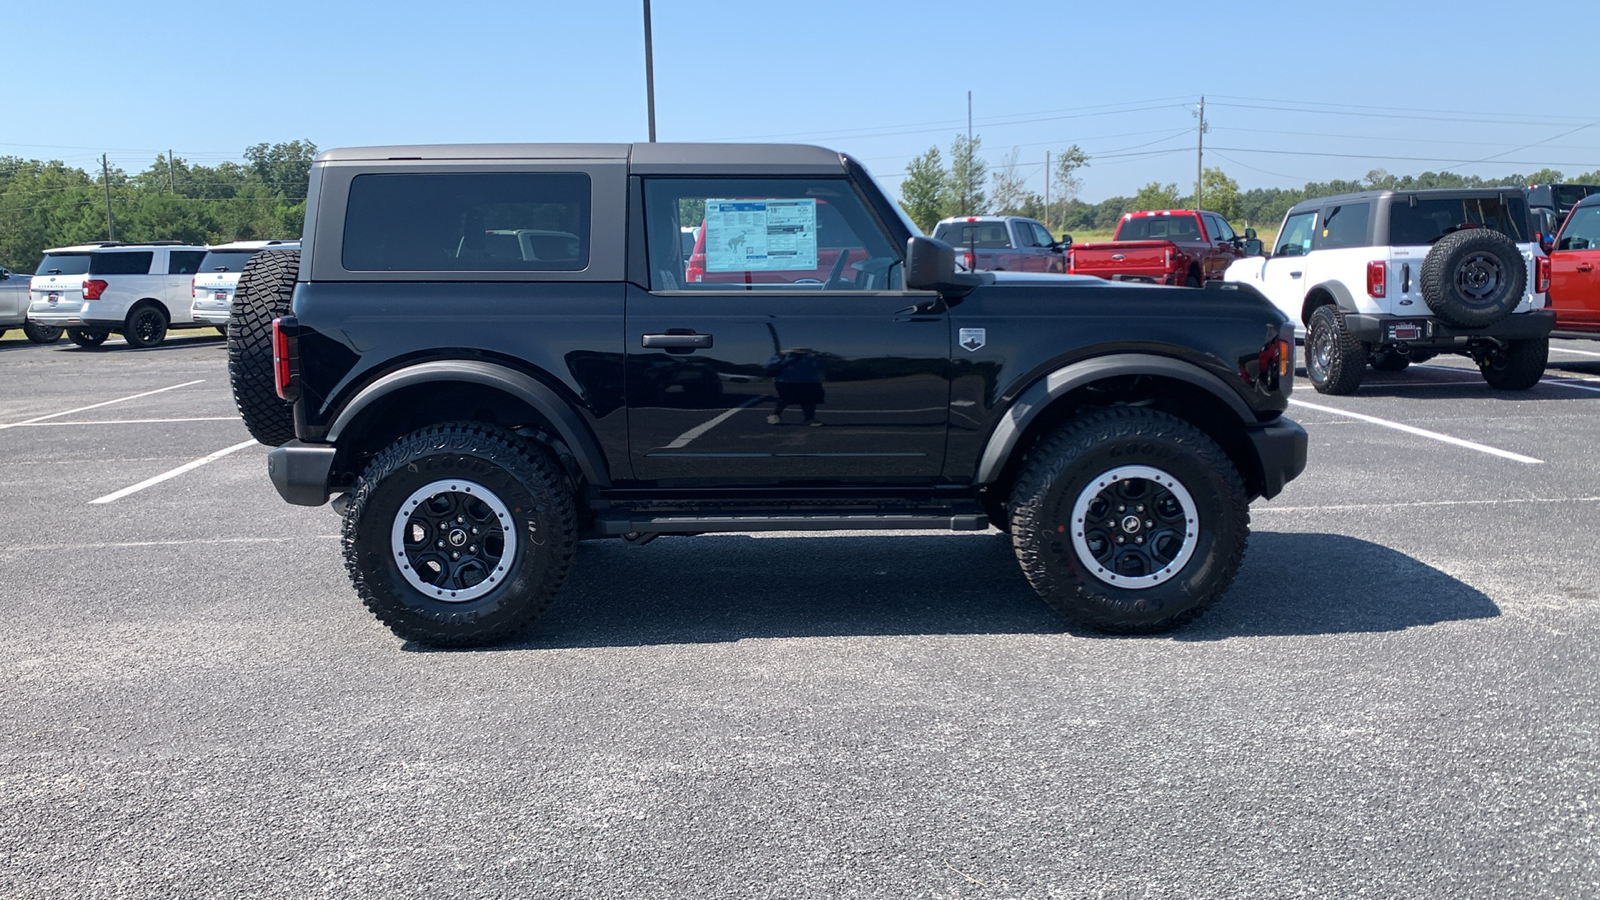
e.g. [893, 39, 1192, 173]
[66, 327, 109, 348]
[1479, 337, 1547, 391]
[342, 423, 577, 647]
[123, 303, 169, 348]
[1009, 407, 1249, 634]
[1306, 304, 1367, 394]
[1420, 228, 1526, 329]
[227, 249, 300, 446]
[1370, 349, 1411, 372]
[23, 322, 62, 344]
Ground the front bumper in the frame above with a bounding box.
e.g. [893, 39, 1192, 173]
[267, 440, 337, 506]
[1344, 309, 1556, 346]
[1246, 417, 1308, 500]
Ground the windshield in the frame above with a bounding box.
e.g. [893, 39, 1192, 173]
[36, 253, 91, 276]
[199, 250, 259, 273]
[1389, 196, 1530, 245]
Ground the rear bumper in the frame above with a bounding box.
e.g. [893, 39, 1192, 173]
[1246, 417, 1308, 500]
[267, 440, 336, 506]
[1344, 309, 1556, 345]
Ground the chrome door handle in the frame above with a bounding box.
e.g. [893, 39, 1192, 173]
[642, 332, 713, 349]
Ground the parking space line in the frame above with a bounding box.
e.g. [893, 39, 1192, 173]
[16, 416, 239, 427]
[0, 380, 205, 430]
[90, 439, 258, 504]
[1257, 496, 1600, 513]
[0, 535, 341, 553]
[1288, 398, 1543, 464]
[1549, 346, 1600, 358]
[1545, 379, 1600, 394]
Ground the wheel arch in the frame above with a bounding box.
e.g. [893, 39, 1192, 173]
[976, 354, 1266, 502]
[1302, 281, 1354, 323]
[326, 360, 612, 490]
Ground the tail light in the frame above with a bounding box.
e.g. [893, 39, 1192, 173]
[271, 317, 300, 401]
[1367, 261, 1387, 298]
[1536, 255, 1551, 294]
[960, 250, 975, 272]
[1164, 247, 1173, 268]
[82, 279, 108, 300]
[190, 277, 197, 299]
[1066, 249, 1076, 272]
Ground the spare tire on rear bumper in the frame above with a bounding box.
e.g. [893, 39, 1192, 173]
[1419, 228, 1526, 329]
[228, 249, 300, 446]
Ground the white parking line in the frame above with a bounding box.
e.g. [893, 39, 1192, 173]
[1546, 380, 1600, 394]
[90, 439, 258, 504]
[1288, 398, 1543, 464]
[0, 380, 205, 430]
[1549, 346, 1600, 358]
[16, 416, 239, 427]
[1257, 495, 1600, 512]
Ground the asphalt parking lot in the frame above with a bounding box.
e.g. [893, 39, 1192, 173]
[2, 332, 1597, 898]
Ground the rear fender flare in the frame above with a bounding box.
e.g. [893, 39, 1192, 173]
[327, 359, 611, 487]
[1304, 280, 1359, 322]
[975, 353, 1254, 485]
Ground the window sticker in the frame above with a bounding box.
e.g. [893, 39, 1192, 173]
[704, 199, 819, 272]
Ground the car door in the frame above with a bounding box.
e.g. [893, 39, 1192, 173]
[627, 176, 950, 483]
[1204, 214, 1240, 280]
[1551, 203, 1600, 329]
[1256, 211, 1318, 332]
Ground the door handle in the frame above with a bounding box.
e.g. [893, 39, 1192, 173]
[1289, 271, 1303, 278]
[642, 331, 712, 349]
[1578, 263, 1594, 272]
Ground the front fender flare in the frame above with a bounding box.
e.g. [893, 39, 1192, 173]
[327, 359, 611, 487]
[974, 353, 1254, 485]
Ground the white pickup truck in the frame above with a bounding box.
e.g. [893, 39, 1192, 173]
[0, 266, 61, 343]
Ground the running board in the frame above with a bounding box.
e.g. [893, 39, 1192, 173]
[591, 512, 990, 535]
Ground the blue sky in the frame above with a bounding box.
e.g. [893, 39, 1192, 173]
[9, 0, 1597, 208]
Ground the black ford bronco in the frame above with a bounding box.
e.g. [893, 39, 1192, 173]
[228, 143, 1307, 646]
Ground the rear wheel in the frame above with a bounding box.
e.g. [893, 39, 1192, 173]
[1305, 305, 1366, 394]
[23, 322, 63, 344]
[66, 327, 110, 348]
[342, 423, 577, 647]
[1479, 337, 1547, 391]
[123, 304, 169, 348]
[228, 249, 300, 446]
[1009, 407, 1249, 634]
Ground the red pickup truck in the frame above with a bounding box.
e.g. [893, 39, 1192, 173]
[1068, 209, 1246, 286]
[1546, 192, 1600, 338]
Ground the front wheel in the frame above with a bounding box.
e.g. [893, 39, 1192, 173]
[66, 327, 110, 348]
[23, 322, 63, 344]
[1479, 337, 1547, 391]
[342, 423, 577, 646]
[1009, 407, 1250, 634]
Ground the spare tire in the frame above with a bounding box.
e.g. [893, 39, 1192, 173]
[1419, 228, 1526, 328]
[228, 249, 300, 446]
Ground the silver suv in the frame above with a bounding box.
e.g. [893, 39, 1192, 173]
[28, 241, 210, 348]
[190, 240, 300, 330]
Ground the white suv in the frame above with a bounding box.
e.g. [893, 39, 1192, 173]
[28, 241, 210, 348]
[190, 240, 300, 330]
[1225, 189, 1554, 394]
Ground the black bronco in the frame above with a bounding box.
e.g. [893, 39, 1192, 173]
[228, 142, 1308, 646]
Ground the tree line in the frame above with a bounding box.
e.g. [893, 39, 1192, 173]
[899, 135, 1600, 236]
[0, 141, 316, 272]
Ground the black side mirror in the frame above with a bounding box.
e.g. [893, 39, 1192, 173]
[1052, 233, 1073, 250]
[905, 236, 981, 295]
[1244, 227, 1257, 239]
[1243, 239, 1264, 257]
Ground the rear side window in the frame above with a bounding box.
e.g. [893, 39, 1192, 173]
[199, 250, 258, 273]
[90, 252, 154, 275]
[1315, 203, 1370, 249]
[168, 251, 207, 275]
[341, 172, 591, 271]
[1389, 196, 1530, 245]
[36, 253, 91, 276]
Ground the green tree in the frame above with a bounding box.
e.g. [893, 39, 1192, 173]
[899, 146, 947, 233]
[1132, 181, 1182, 211]
[989, 147, 1028, 216]
[1523, 168, 1565, 185]
[245, 140, 318, 200]
[1197, 167, 1241, 221]
[945, 134, 986, 218]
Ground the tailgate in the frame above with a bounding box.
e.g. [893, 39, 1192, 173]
[1070, 241, 1173, 275]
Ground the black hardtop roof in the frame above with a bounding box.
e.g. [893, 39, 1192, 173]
[315, 142, 849, 175]
[1287, 187, 1529, 216]
[1573, 192, 1600, 211]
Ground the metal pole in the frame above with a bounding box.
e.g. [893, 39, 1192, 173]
[168, 149, 174, 192]
[101, 154, 115, 241]
[1045, 150, 1051, 232]
[643, 0, 657, 142]
[1195, 96, 1205, 211]
[965, 90, 972, 216]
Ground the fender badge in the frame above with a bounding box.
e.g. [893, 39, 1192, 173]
[959, 327, 986, 352]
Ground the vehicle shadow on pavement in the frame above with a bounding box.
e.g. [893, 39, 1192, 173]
[45, 334, 226, 354]
[1179, 531, 1498, 640]
[404, 529, 1497, 652]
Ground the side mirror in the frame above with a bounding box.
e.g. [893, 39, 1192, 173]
[905, 236, 981, 295]
[1536, 233, 1555, 255]
[1243, 238, 1264, 257]
[1052, 233, 1073, 250]
[1244, 227, 1257, 239]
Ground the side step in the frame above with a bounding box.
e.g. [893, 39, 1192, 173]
[591, 511, 990, 536]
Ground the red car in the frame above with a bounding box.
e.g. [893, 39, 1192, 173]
[1068, 209, 1245, 286]
[1546, 193, 1600, 338]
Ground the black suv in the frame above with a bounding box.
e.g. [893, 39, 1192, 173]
[229, 143, 1307, 646]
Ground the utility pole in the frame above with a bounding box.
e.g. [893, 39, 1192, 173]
[1194, 95, 1205, 212]
[1045, 150, 1051, 232]
[643, 0, 657, 142]
[101, 154, 115, 241]
[168, 149, 175, 192]
[964, 90, 973, 216]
